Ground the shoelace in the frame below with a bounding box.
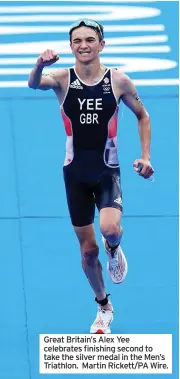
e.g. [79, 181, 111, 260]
[109, 250, 121, 269]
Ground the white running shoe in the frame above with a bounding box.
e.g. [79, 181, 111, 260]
[102, 236, 128, 284]
[90, 305, 114, 334]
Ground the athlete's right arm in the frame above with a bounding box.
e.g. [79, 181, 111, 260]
[28, 49, 60, 90]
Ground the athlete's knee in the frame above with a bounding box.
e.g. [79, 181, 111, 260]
[81, 242, 99, 266]
[100, 221, 123, 247]
[100, 220, 120, 239]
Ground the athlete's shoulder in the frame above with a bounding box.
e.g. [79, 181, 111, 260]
[111, 68, 132, 89]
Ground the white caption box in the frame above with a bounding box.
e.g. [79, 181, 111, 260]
[39, 334, 172, 374]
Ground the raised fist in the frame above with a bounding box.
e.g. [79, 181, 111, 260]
[36, 49, 59, 67]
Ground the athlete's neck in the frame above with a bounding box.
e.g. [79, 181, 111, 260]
[75, 60, 106, 84]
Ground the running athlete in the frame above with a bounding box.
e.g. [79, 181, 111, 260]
[28, 19, 154, 334]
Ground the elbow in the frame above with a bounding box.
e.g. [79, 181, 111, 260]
[145, 111, 150, 120]
[28, 81, 33, 89]
[28, 83, 36, 90]
[138, 111, 150, 122]
[28, 80, 37, 89]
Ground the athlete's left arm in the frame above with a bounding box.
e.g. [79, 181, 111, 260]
[120, 74, 154, 179]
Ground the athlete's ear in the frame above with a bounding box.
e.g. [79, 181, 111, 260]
[99, 40, 105, 52]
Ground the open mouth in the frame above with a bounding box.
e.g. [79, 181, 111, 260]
[79, 51, 91, 55]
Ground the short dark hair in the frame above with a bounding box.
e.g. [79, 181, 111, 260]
[69, 20, 104, 42]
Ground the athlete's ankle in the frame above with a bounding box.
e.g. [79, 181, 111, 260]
[104, 229, 123, 251]
[95, 293, 112, 311]
[106, 240, 120, 251]
[100, 302, 113, 311]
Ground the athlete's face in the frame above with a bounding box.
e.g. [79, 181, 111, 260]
[70, 26, 105, 63]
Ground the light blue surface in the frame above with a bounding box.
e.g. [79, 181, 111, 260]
[0, 1, 178, 379]
[0, 102, 19, 217]
[0, 220, 30, 379]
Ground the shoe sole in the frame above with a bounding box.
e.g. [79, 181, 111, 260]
[90, 327, 111, 334]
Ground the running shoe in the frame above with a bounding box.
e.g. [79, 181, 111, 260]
[90, 305, 113, 334]
[102, 236, 128, 284]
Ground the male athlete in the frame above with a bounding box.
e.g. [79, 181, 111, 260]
[28, 20, 154, 333]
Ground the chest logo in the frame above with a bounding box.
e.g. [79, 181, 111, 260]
[104, 77, 109, 84]
[102, 77, 111, 94]
[70, 79, 83, 89]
